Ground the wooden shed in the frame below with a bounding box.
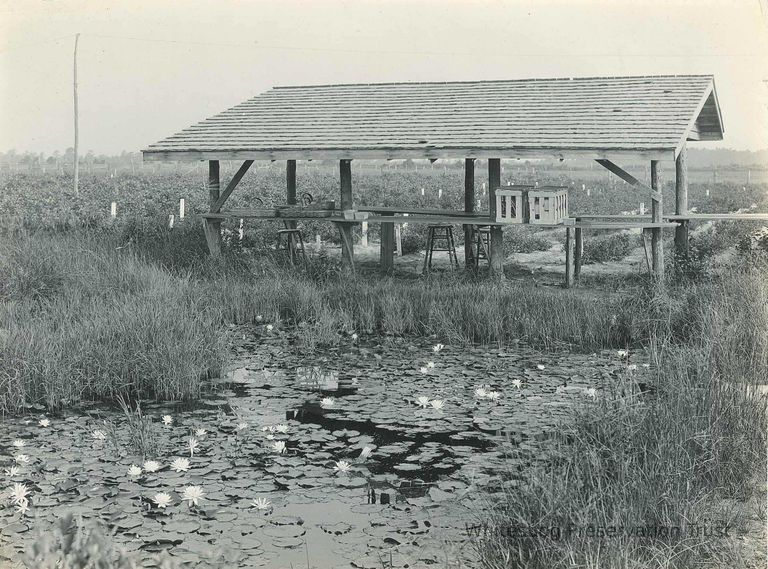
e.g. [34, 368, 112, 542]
[143, 75, 724, 278]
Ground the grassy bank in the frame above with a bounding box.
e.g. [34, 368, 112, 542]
[473, 271, 768, 568]
[0, 220, 678, 411]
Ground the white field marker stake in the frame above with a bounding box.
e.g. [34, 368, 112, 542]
[587, 188, 591, 197]
[239, 218, 244, 242]
[110, 202, 117, 218]
[361, 221, 368, 247]
[706, 188, 710, 197]
[168, 214, 175, 228]
[421, 188, 425, 196]
[438, 188, 442, 198]
[179, 198, 185, 219]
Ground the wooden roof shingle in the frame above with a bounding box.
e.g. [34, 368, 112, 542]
[143, 75, 723, 162]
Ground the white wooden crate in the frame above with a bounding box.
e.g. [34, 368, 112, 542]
[527, 189, 569, 224]
[494, 189, 524, 223]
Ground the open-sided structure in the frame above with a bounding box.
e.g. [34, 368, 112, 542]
[143, 75, 724, 279]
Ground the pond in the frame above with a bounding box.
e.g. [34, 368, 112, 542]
[0, 326, 646, 568]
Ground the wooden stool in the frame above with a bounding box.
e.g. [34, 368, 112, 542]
[474, 226, 491, 268]
[423, 224, 459, 272]
[276, 228, 307, 265]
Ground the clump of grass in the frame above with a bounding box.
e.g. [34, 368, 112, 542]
[473, 271, 768, 568]
[581, 231, 636, 264]
[503, 226, 554, 254]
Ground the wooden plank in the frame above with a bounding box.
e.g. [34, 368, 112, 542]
[380, 212, 394, 273]
[464, 158, 475, 269]
[358, 206, 489, 217]
[565, 227, 574, 288]
[204, 160, 222, 257]
[488, 159, 504, 277]
[571, 222, 677, 229]
[651, 160, 664, 279]
[574, 227, 583, 283]
[339, 159, 354, 266]
[211, 159, 253, 213]
[675, 145, 689, 258]
[666, 213, 768, 221]
[594, 159, 663, 202]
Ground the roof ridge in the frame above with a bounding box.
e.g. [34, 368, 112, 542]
[272, 75, 715, 90]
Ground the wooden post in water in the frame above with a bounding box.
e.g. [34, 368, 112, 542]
[674, 146, 689, 258]
[464, 158, 475, 269]
[651, 160, 664, 279]
[487, 159, 504, 277]
[339, 160, 354, 267]
[204, 160, 222, 256]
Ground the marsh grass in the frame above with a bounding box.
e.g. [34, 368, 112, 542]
[472, 272, 768, 568]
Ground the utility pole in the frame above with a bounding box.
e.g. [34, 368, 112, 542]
[73, 33, 80, 196]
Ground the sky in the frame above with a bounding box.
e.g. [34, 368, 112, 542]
[1, 0, 767, 155]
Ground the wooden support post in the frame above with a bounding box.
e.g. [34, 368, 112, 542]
[574, 227, 583, 283]
[487, 159, 504, 277]
[674, 146, 689, 258]
[380, 213, 395, 273]
[395, 223, 402, 256]
[204, 160, 222, 257]
[651, 160, 664, 279]
[339, 159, 354, 267]
[286, 159, 297, 229]
[463, 158, 475, 268]
[565, 226, 574, 288]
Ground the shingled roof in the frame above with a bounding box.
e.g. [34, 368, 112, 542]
[142, 75, 723, 162]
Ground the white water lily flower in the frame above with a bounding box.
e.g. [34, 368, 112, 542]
[430, 399, 444, 410]
[15, 499, 29, 515]
[256, 315, 263, 322]
[266, 324, 274, 332]
[419, 367, 428, 374]
[236, 422, 248, 431]
[320, 397, 334, 409]
[617, 350, 628, 358]
[182, 485, 205, 507]
[127, 465, 142, 479]
[474, 387, 488, 398]
[274, 424, 289, 434]
[351, 377, 359, 385]
[351, 333, 358, 341]
[38, 418, 50, 427]
[5, 466, 20, 477]
[251, 497, 271, 510]
[195, 428, 207, 437]
[512, 379, 522, 389]
[14, 454, 29, 465]
[486, 391, 501, 401]
[188, 437, 199, 457]
[333, 460, 352, 474]
[143, 460, 161, 473]
[12, 440, 25, 448]
[9, 483, 29, 505]
[265, 434, 275, 440]
[426, 361, 435, 369]
[416, 396, 431, 408]
[432, 344, 444, 352]
[153, 492, 172, 509]
[272, 441, 286, 454]
[584, 388, 597, 398]
[92, 430, 107, 441]
[536, 364, 546, 371]
[171, 458, 190, 473]
[360, 446, 373, 460]
[162, 415, 173, 426]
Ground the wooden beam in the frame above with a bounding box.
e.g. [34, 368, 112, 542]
[464, 158, 475, 269]
[142, 147, 675, 163]
[674, 145, 689, 258]
[565, 226, 574, 288]
[487, 158, 504, 277]
[211, 160, 253, 213]
[594, 159, 662, 202]
[204, 160, 222, 256]
[339, 159, 354, 266]
[651, 160, 664, 279]
[380, 212, 395, 273]
[574, 227, 583, 283]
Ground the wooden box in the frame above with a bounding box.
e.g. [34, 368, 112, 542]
[527, 188, 568, 225]
[494, 189, 524, 224]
